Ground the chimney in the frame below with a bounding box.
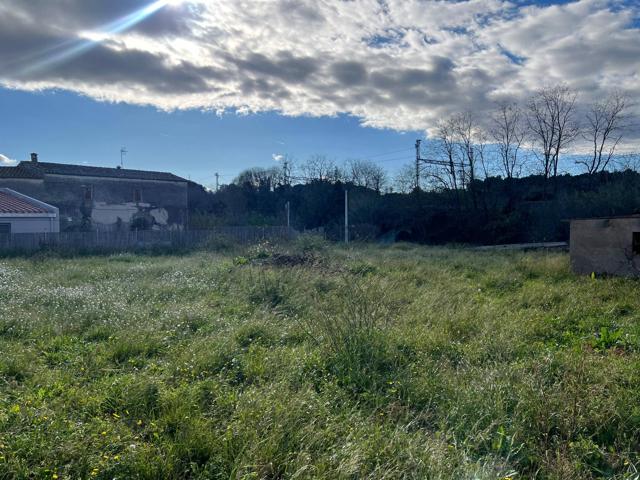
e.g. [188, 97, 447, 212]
[30, 153, 38, 163]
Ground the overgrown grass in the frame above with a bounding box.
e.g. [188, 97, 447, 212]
[1, 243, 639, 479]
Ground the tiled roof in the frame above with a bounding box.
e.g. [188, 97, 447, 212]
[17, 161, 187, 182]
[0, 190, 50, 214]
[0, 166, 44, 179]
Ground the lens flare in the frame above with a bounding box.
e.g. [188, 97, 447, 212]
[18, 0, 181, 76]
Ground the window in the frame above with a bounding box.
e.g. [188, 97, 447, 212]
[633, 232, 640, 255]
[133, 188, 142, 203]
[83, 186, 93, 201]
[0, 223, 11, 234]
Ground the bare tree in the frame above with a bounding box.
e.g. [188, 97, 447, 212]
[576, 91, 630, 174]
[233, 167, 283, 190]
[451, 112, 480, 188]
[526, 84, 579, 179]
[300, 155, 336, 182]
[394, 164, 418, 193]
[490, 101, 525, 178]
[434, 118, 460, 192]
[345, 159, 388, 193]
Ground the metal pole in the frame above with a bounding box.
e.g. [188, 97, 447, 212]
[285, 201, 290, 228]
[344, 189, 349, 244]
[215, 172, 219, 192]
[415, 139, 421, 191]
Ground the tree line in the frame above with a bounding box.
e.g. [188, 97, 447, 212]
[188, 84, 639, 244]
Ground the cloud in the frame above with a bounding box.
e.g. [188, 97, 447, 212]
[0, 154, 17, 166]
[272, 154, 285, 162]
[0, 0, 638, 144]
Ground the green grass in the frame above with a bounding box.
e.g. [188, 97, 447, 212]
[1, 242, 639, 479]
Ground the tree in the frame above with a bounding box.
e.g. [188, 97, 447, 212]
[490, 101, 525, 179]
[345, 159, 387, 193]
[577, 91, 630, 174]
[300, 155, 336, 182]
[233, 167, 283, 190]
[526, 84, 579, 180]
[433, 117, 460, 192]
[394, 163, 420, 193]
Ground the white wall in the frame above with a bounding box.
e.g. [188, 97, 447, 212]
[0, 216, 60, 234]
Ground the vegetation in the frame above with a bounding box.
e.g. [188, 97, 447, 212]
[190, 168, 640, 244]
[1, 242, 640, 479]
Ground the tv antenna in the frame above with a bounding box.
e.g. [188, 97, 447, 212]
[120, 147, 128, 168]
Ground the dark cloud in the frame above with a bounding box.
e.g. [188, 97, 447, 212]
[370, 57, 456, 91]
[231, 52, 319, 84]
[0, 11, 214, 94]
[331, 61, 368, 86]
[0, 0, 197, 37]
[0, 0, 637, 138]
[43, 45, 216, 94]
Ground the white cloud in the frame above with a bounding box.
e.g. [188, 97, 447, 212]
[272, 153, 284, 162]
[0, 0, 638, 144]
[0, 154, 17, 166]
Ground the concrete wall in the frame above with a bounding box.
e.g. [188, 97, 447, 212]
[570, 217, 640, 277]
[0, 175, 188, 232]
[0, 216, 59, 234]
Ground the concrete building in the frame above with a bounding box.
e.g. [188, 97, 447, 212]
[0, 188, 59, 234]
[570, 216, 640, 277]
[0, 154, 188, 232]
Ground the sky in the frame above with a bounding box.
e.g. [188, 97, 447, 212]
[0, 0, 638, 187]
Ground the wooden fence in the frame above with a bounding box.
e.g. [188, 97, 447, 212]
[0, 227, 297, 253]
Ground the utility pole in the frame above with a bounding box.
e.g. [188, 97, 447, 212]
[415, 139, 421, 191]
[120, 147, 128, 168]
[344, 189, 349, 244]
[215, 172, 219, 192]
[285, 201, 290, 229]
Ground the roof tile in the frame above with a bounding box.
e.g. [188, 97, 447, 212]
[0, 190, 49, 214]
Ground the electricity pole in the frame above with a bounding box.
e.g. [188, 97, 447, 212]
[120, 147, 128, 168]
[344, 189, 349, 244]
[215, 172, 219, 192]
[415, 139, 421, 191]
[285, 201, 290, 229]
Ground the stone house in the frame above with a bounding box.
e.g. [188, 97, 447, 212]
[570, 215, 640, 277]
[0, 154, 188, 232]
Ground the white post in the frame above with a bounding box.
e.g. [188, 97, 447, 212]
[285, 201, 290, 229]
[344, 190, 349, 244]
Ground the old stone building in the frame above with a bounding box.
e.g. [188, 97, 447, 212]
[0, 154, 188, 232]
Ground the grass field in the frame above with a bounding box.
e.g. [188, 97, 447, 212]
[1, 240, 639, 479]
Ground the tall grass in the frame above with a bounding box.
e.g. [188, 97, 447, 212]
[0, 243, 639, 478]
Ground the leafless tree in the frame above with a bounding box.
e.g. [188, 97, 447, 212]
[490, 101, 526, 178]
[233, 167, 283, 190]
[434, 117, 460, 191]
[300, 154, 336, 182]
[345, 159, 388, 193]
[393, 164, 418, 193]
[576, 91, 630, 174]
[526, 84, 579, 179]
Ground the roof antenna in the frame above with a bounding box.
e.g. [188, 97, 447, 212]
[120, 147, 128, 169]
